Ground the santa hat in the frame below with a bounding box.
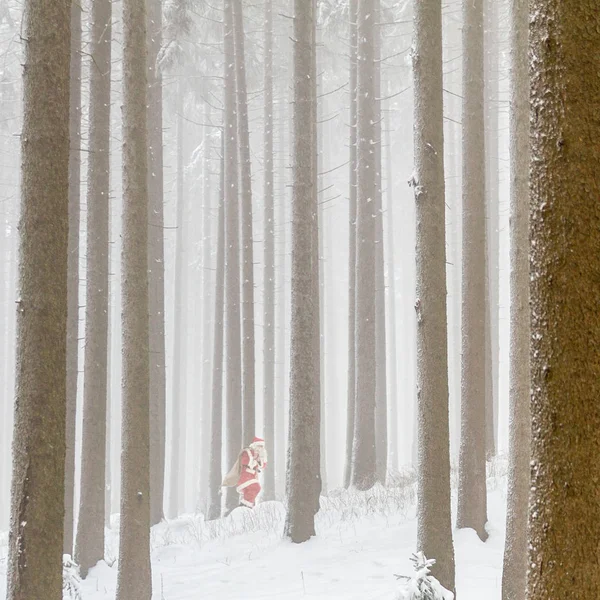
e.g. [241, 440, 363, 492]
[251, 436, 265, 446]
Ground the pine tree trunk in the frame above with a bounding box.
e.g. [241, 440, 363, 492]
[64, 0, 81, 557]
[224, 0, 243, 514]
[284, 0, 321, 543]
[207, 141, 226, 521]
[352, 0, 377, 491]
[344, 0, 358, 489]
[232, 0, 256, 447]
[116, 0, 152, 597]
[384, 98, 399, 474]
[6, 1, 71, 598]
[262, 0, 276, 502]
[528, 2, 600, 597]
[501, 1, 529, 598]
[147, 0, 167, 527]
[457, 0, 488, 542]
[373, 1, 387, 484]
[75, 0, 112, 576]
[412, 0, 456, 592]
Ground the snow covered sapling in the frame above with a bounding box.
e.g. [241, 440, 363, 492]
[63, 555, 83, 600]
[394, 552, 454, 600]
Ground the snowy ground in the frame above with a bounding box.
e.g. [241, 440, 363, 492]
[0, 467, 507, 599]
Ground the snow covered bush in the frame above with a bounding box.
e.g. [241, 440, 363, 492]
[394, 552, 453, 600]
[62, 555, 82, 600]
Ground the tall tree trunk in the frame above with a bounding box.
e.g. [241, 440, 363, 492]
[116, 0, 152, 597]
[285, 0, 321, 543]
[147, 0, 167, 527]
[232, 0, 256, 447]
[6, 1, 70, 598]
[64, 0, 81, 556]
[528, 2, 600, 597]
[457, 0, 488, 542]
[224, 0, 243, 514]
[262, 0, 276, 502]
[198, 103, 213, 513]
[373, 1, 387, 484]
[169, 79, 187, 518]
[75, 0, 112, 576]
[275, 79, 287, 499]
[484, 0, 499, 460]
[384, 97, 399, 474]
[352, 0, 377, 491]
[344, 0, 358, 489]
[207, 140, 226, 521]
[501, 0, 529, 598]
[412, 0, 456, 592]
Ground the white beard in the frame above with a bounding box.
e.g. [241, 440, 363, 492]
[251, 444, 268, 465]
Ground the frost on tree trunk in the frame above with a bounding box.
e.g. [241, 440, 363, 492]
[116, 0, 152, 597]
[64, 0, 82, 557]
[457, 0, 488, 543]
[501, 0, 529, 598]
[412, 0, 456, 593]
[75, 0, 112, 577]
[262, 0, 276, 502]
[147, 0, 167, 527]
[284, 0, 321, 544]
[6, 1, 71, 598]
[351, 0, 377, 492]
[528, 2, 600, 598]
[232, 0, 256, 447]
[223, 0, 243, 514]
[207, 144, 225, 521]
[344, 0, 358, 490]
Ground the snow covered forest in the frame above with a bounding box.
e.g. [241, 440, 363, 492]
[0, 0, 598, 598]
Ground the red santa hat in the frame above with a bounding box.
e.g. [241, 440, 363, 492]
[251, 436, 265, 445]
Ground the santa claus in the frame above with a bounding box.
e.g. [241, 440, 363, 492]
[222, 437, 268, 508]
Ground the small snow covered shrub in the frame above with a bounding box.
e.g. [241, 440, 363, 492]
[62, 555, 82, 600]
[394, 552, 453, 600]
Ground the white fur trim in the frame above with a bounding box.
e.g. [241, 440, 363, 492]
[240, 498, 254, 507]
[236, 478, 259, 492]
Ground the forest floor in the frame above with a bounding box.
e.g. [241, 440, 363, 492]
[0, 462, 507, 599]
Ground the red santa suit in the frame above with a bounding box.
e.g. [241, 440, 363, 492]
[236, 437, 267, 508]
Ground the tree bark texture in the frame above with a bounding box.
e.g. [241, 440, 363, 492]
[412, 0, 456, 592]
[224, 0, 243, 514]
[457, 0, 488, 542]
[344, 0, 357, 489]
[262, 0, 276, 502]
[6, 1, 70, 598]
[501, 1, 530, 598]
[64, 0, 81, 557]
[352, 0, 377, 492]
[232, 0, 256, 447]
[116, 0, 152, 597]
[75, 0, 112, 576]
[284, 0, 321, 543]
[528, 2, 600, 598]
[147, 0, 167, 527]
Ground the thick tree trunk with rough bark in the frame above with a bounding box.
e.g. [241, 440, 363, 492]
[6, 2, 71, 598]
[412, 0, 456, 592]
[232, 0, 256, 447]
[262, 0, 276, 502]
[352, 0, 377, 492]
[528, 3, 600, 598]
[75, 0, 112, 577]
[64, 0, 81, 557]
[457, 0, 488, 542]
[224, 0, 243, 514]
[116, 0, 152, 597]
[284, 0, 321, 544]
[207, 143, 225, 521]
[344, 0, 357, 489]
[147, 0, 167, 527]
[501, 1, 529, 598]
